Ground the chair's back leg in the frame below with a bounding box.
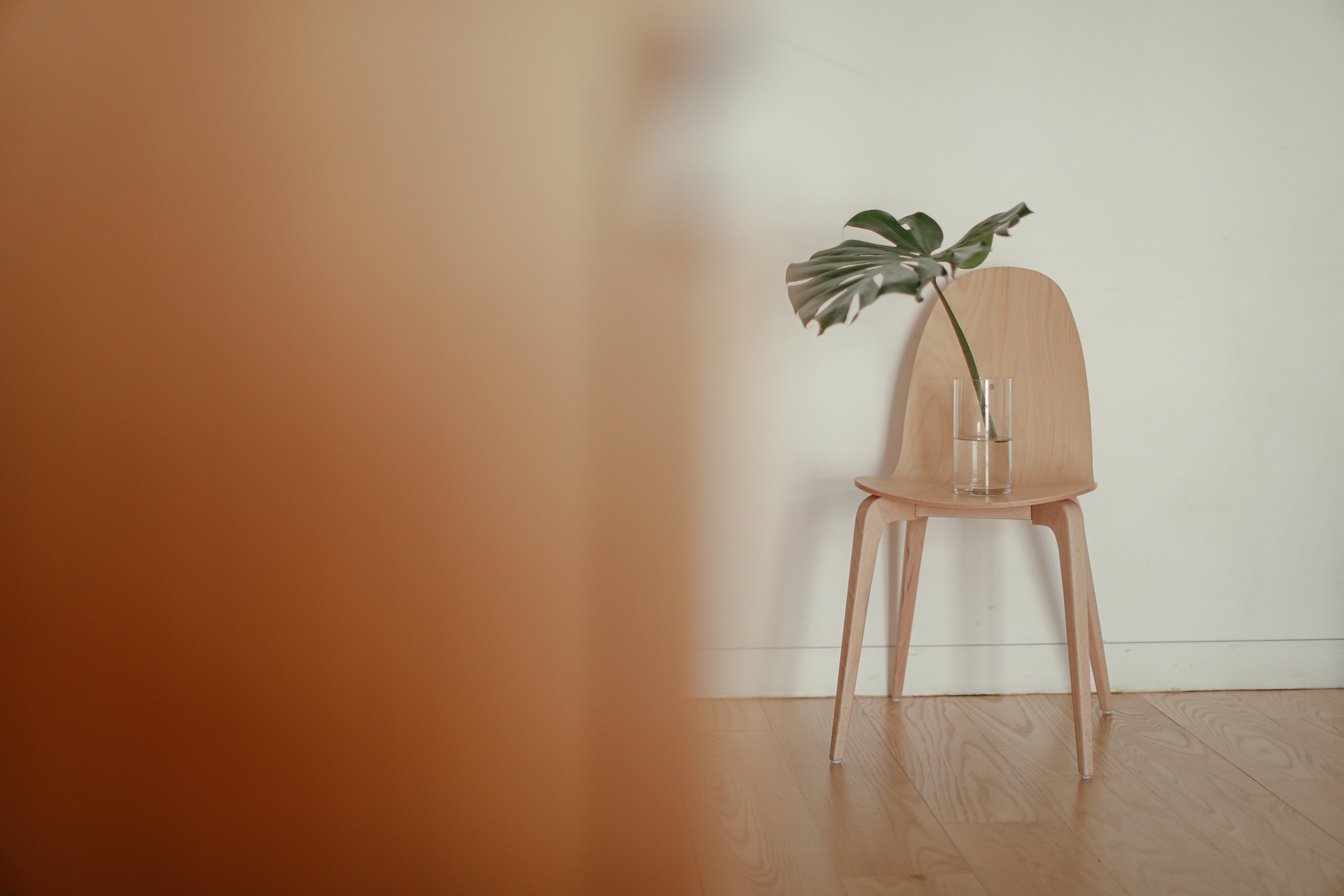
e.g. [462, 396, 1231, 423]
[1031, 499, 1094, 778]
[889, 516, 928, 702]
[830, 496, 907, 762]
[1084, 554, 1114, 714]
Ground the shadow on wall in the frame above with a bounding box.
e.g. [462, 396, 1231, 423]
[764, 477, 864, 693]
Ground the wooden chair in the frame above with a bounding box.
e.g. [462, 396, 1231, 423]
[829, 266, 1112, 778]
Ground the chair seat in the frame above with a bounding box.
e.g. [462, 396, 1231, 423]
[855, 476, 1096, 510]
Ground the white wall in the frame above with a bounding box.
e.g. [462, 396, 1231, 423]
[675, 0, 1344, 695]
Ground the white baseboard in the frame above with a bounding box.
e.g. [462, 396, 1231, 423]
[693, 640, 1344, 698]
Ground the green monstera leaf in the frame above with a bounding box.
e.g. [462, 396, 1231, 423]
[786, 201, 1032, 440]
[785, 202, 1031, 334]
[933, 201, 1032, 272]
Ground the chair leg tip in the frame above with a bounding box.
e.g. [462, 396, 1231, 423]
[1080, 773, 1093, 780]
[829, 758, 843, 765]
[889, 695, 902, 703]
[1101, 709, 1115, 716]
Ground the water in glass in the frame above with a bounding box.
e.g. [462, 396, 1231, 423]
[953, 435, 1012, 496]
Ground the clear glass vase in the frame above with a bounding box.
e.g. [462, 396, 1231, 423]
[953, 377, 1012, 496]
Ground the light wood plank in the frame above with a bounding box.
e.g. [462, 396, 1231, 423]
[952, 695, 1085, 778]
[1141, 773, 1344, 894]
[1233, 688, 1344, 739]
[842, 873, 988, 896]
[687, 817, 709, 896]
[691, 729, 847, 896]
[862, 698, 1054, 823]
[694, 699, 772, 732]
[1257, 779, 1344, 844]
[1231, 693, 1344, 741]
[1052, 702, 1344, 894]
[941, 821, 1126, 896]
[1036, 692, 1259, 784]
[1148, 691, 1344, 781]
[692, 694, 1344, 896]
[762, 698, 969, 880]
[1040, 690, 1344, 887]
[1036, 774, 1251, 896]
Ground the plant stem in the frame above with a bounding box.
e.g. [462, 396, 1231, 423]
[932, 278, 998, 440]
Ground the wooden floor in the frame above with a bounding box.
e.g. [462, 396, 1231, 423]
[690, 691, 1344, 895]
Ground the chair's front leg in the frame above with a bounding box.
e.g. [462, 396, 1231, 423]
[1031, 499, 1094, 778]
[831, 496, 910, 763]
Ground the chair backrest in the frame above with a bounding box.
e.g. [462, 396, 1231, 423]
[890, 267, 1094, 487]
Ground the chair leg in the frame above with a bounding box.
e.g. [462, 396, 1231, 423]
[1031, 499, 1094, 778]
[889, 516, 928, 702]
[830, 496, 908, 763]
[1083, 549, 1114, 715]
